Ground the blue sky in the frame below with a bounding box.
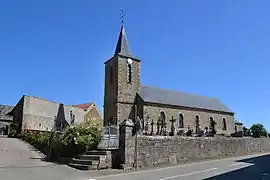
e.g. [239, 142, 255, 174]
[1, 1, 270, 130]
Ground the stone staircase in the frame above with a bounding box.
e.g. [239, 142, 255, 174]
[68, 150, 110, 170]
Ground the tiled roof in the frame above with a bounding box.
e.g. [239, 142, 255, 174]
[73, 103, 94, 111]
[0, 105, 14, 121]
[138, 86, 233, 113]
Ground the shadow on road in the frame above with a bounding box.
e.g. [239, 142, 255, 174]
[204, 154, 270, 180]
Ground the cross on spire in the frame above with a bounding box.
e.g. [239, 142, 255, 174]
[120, 9, 125, 24]
[114, 9, 132, 57]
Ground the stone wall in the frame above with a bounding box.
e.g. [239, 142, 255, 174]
[22, 96, 85, 131]
[103, 54, 141, 126]
[137, 136, 270, 168]
[103, 57, 118, 126]
[85, 105, 103, 125]
[144, 103, 235, 136]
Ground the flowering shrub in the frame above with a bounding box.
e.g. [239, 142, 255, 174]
[59, 120, 101, 157]
[20, 130, 52, 154]
[8, 122, 20, 138]
[15, 120, 101, 159]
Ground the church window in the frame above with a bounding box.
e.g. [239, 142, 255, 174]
[127, 64, 132, 83]
[222, 118, 227, 130]
[178, 113, 184, 128]
[209, 117, 215, 130]
[195, 115, 200, 126]
[110, 66, 113, 84]
[160, 111, 166, 124]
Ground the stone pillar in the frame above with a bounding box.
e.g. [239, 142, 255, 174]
[118, 119, 135, 169]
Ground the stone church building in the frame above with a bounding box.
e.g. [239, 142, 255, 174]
[104, 23, 242, 136]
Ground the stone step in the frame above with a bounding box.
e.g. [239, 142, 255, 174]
[79, 155, 101, 161]
[68, 163, 97, 170]
[85, 150, 107, 156]
[71, 158, 99, 166]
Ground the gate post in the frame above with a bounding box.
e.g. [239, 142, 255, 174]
[118, 119, 135, 169]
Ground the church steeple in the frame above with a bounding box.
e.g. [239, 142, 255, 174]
[114, 24, 132, 57]
[114, 10, 132, 57]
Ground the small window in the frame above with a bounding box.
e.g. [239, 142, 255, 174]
[178, 113, 184, 128]
[195, 115, 200, 126]
[110, 66, 113, 84]
[222, 118, 227, 130]
[209, 117, 215, 130]
[235, 125, 237, 132]
[127, 64, 132, 83]
[160, 111, 166, 125]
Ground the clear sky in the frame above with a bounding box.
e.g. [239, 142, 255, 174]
[1, 1, 270, 130]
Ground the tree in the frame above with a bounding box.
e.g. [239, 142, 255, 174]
[250, 123, 268, 138]
[243, 126, 251, 137]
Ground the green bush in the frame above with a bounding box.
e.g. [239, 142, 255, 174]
[18, 120, 102, 159]
[250, 123, 268, 138]
[8, 122, 20, 138]
[20, 130, 52, 154]
[59, 121, 101, 157]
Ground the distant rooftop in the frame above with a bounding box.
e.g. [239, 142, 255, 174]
[0, 105, 14, 121]
[73, 103, 94, 111]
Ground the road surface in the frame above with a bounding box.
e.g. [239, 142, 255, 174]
[90, 153, 270, 180]
[0, 139, 269, 180]
[0, 137, 52, 168]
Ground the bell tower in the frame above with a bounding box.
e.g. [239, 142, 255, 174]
[103, 11, 141, 126]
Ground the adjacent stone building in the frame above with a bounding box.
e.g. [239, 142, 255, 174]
[8, 95, 101, 132]
[73, 103, 103, 125]
[0, 105, 13, 135]
[103, 23, 242, 136]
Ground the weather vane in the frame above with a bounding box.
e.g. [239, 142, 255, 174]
[120, 9, 126, 24]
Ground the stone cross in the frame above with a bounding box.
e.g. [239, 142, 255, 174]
[169, 116, 176, 136]
[161, 119, 167, 136]
[150, 119, 154, 136]
[156, 116, 161, 135]
[135, 116, 143, 135]
[145, 113, 150, 133]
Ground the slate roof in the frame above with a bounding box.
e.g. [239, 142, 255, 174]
[138, 86, 233, 113]
[114, 24, 132, 57]
[234, 120, 243, 124]
[0, 105, 14, 121]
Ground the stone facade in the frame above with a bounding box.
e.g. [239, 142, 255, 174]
[74, 103, 103, 125]
[104, 54, 141, 126]
[143, 103, 235, 136]
[0, 105, 14, 135]
[136, 136, 270, 168]
[84, 104, 103, 125]
[11, 95, 85, 131]
[103, 24, 240, 136]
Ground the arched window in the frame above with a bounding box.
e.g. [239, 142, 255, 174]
[222, 118, 227, 130]
[127, 64, 132, 83]
[160, 111, 165, 124]
[209, 117, 215, 130]
[178, 113, 184, 128]
[110, 66, 113, 84]
[195, 115, 200, 126]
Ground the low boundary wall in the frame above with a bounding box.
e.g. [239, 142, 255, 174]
[136, 136, 270, 168]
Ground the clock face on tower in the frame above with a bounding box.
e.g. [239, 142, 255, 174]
[127, 58, 132, 64]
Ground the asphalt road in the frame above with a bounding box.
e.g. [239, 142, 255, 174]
[0, 153, 270, 180]
[90, 153, 270, 180]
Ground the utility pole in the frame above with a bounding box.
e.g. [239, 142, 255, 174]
[134, 104, 138, 169]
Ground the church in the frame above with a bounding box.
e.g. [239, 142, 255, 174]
[103, 22, 243, 136]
